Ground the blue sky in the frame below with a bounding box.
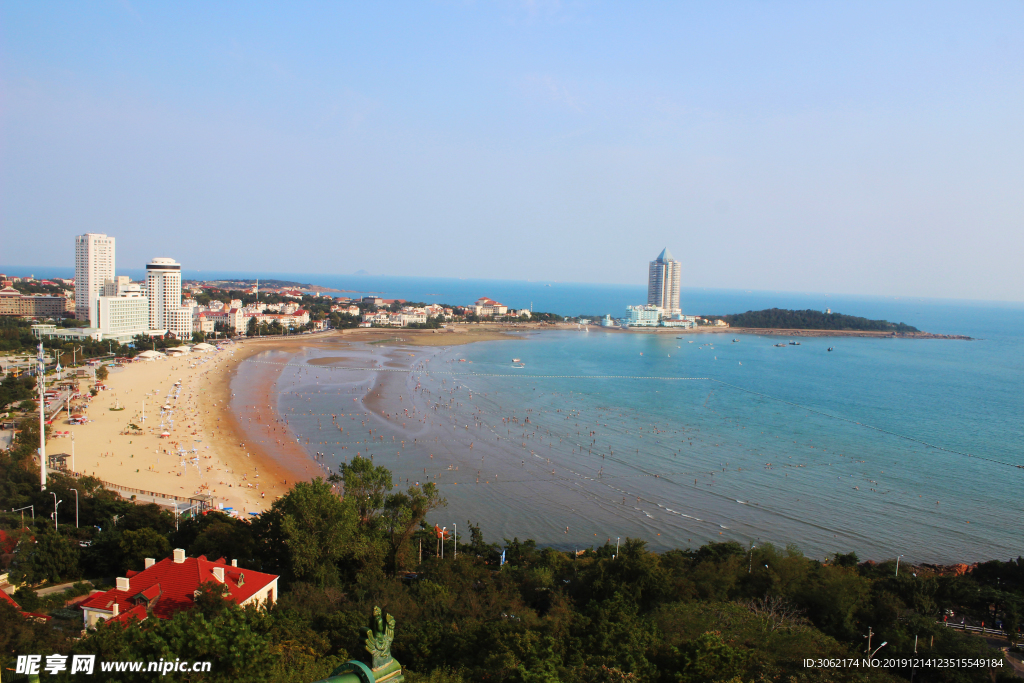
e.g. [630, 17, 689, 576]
[2, 1, 1022, 300]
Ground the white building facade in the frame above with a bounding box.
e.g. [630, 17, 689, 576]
[647, 248, 681, 317]
[626, 304, 662, 327]
[90, 284, 150, 342]
[146, 258, 193, 338]
[75, 233, 116, 320]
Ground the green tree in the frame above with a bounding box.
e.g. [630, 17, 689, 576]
[96, 364, 109, 381]
[119, 528, 171, 571]
[0, 600, 66, 676]
[1004, 603, 1019, 645]
[8, 527, 80, 585]
[73, 602, 274, 682]
[275, 477, 356, 586]
[339, 455, 393, 525]
[382, 482, 446, 573]
[175, 514, 257, 567]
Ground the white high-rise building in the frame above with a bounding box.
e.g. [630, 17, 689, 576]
[75, 233, 115, 320]
[647, 248, 681, 317]
[146, 257, 193, 338]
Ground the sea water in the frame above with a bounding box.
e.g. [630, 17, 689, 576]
[261, 290, 1023, 564]
[150, 270, 1024, 562]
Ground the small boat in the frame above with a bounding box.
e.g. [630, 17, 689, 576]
[512, 358, 521, 362]
[789, 341, 800, 346]
[774, 343, 786, 347]
[732, 339, 739, 342]
[828, 347, 834, 352]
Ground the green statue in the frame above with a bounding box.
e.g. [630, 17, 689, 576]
[314, 607, 404, 683]
[365, 606, 397, 670]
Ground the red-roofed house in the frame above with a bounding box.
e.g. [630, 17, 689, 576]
[79, 548, 278, 629]
[0, 589, 51, 622]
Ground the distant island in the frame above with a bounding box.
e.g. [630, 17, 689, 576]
[699, 308, 971, 340]
[707, 308, 919, 333]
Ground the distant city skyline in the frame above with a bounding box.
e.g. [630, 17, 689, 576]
[3, 3, 1023, 301]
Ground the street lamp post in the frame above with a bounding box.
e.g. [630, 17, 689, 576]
[749, 543, 756, 573]
[453, 523, 457, 559]
[51, 492, 62, 530]
[70, 488, 79, 528]
[71, 432, 75, 473]
[896, 555, 904, 577]
[12, 505, 34, 524]
[441, 527, 446, 559]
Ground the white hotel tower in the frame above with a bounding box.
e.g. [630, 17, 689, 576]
[146, 257, 192, 339]
[75, 233, 115, 320]
[647, 248, 682, 317]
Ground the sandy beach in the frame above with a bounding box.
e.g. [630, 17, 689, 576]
[61, 336, 329, 515]
[64, 327, 514, 515]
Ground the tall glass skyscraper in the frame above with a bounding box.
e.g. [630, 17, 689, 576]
[647, 248, 681, 316]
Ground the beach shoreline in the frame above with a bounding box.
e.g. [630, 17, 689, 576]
[73, 321, 967, 522]
[62, 334, 349, 516]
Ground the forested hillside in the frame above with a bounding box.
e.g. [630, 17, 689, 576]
[0, 422, 1017, 682]
[711, 308, 920, 333]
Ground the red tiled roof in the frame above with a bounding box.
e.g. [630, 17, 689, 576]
[108, 604, 147, 625]
[0, 589, 51, 622]
[0, 590, 20, 609]
[79, 554, 277, 621]
[139, 584, 161, 601]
